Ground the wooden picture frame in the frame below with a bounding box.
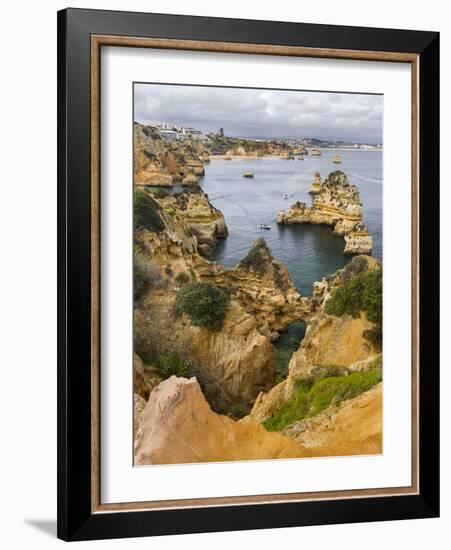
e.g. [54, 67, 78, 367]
[57, 7, 439, 541]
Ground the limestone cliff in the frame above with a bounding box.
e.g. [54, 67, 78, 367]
[283, 383, 382, 456]
[136, 285, 277, 413]
[134, 377, 310, 465]
[277, 171, 373, 255]
[134, 122, 209, 186]
[209, 135, 302, 157]
[196, 238, 312, 337]
[158, 190, 228, 256]
[249, 256, 381, 423]
[135, 191, 309, 337]
[134, 196, 311, 412]
[133, 353, 163, 400]
[134, 376, 381, 464]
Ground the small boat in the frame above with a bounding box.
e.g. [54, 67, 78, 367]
[282, 193, 289, 199]
[260, 224, 271, 230]
[243, 172, 254, 178]
[332, 154, 342, 164]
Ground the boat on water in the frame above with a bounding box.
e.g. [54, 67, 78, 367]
[332, 154, 342, 164]
[260, 224, 271, 230]
[282, 193, 289, 199]
[243, 172, 254, 178]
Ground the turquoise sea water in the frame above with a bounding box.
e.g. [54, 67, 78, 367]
[201, 149, 382, 296]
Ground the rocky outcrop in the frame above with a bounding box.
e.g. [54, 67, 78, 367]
[181, 174, 200, 186]
[283, 383, 382, 456]
[280, 152, 294, 160]
[134, 393, 146, 439]
[135, 195, 309, 338]
[283, 312, 376, 381]
[134, 122, 209, 186]
[249, 312, 378, 423]
[188, 301, 276, 408]
[134, 376, 310, 465]
[136, 287, 277, 413]
[310, 148, 321, 156]
[210, 136, 295, 157]
[158, 190, 227, 256]
[277, 171, 372, 255]
[196, 238, 312, 337]
[309, 172, 322, 195]
[225, 145, 263, 157]
[134, 353, 163, 400]
[343, 222, 373, 255]
[249, 256, 380, 423]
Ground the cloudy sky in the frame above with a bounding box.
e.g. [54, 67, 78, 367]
[134, 83, 383, 143]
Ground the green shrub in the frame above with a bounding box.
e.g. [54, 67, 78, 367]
[134, 189, 165, 232]
[263, 367, 382, 432]
[175, 282, 230, 331]
[153, 352, 191, 379]
[175, 272, 191, 286]
[325, 266, 382, 347]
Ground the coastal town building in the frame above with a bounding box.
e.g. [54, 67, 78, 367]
[156, 123, 205, 141]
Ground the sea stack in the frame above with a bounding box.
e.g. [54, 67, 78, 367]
[343, 222, 373, 255]
[309, 172, 322, 195]
[277, 170, 372, 255]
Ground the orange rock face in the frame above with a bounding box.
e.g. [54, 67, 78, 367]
[134, 377, 310, 465]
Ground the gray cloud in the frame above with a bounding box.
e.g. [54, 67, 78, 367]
[134, 83, 383, 143]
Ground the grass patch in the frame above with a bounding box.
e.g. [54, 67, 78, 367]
[263, 367, 382, 432]
[153, 352, 191, 379]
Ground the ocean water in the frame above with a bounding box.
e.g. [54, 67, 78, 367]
[201, 149, 382, 296]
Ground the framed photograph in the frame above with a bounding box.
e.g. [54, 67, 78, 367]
[57, 8, 439, 541]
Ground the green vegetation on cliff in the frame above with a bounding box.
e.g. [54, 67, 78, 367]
[238, 238, 270, 276]
[133, 254, 163, 301]
[175, 282, 231, 331]
[153, 352, 191, 379]
[263, 364, 382, 432]
[325, 265, 382, 347]
[134, 189, 165, 232]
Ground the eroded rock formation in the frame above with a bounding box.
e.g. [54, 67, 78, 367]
[134, 122, 209, 186]
[158, 190, 227, 256]
[134, 376, 309, 465]
[196, 238, 312, 337]
[309, 172, 322, 195]
[277, 171, 372, 255]
[283, 383, 382, 456]
[249, 257, 381, 423]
